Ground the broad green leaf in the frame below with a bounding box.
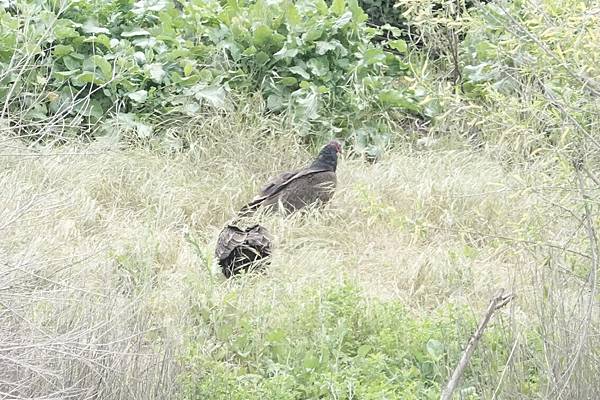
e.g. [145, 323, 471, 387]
[253, 25, 273, 47]
[53, 69, 79, 79]
[198, 69, 213, 82]
[307, 58, 329, 77]
[294, 90, 320, 120]
[378, 90, 420, 112]
[333, 11, 353, 29]
[24, 103, 48, 120]
[242, 46, 257, 56]
[54, 45, 74, 57]
[280, 76, 297, 86]
[192, 85, 227, 109]
[315, 0, 328, 14]
[183, 62, 193, 77]
[132, 37, 157, 49]
[315, 41, 336, 55]
[169, 48, 192, 59]
[475, 41, 497, 60]
[63, 55, 82, 70]
[255, 51, 269, 66]
[426, 339, 444, 359]
[357, 345, 371, 358]
[133, 0, 168, 13]
[144, 63, 165, 83]
[73, 71, 102, 84]
[381, 23, 403, 37]
[303, 28, 323, 42]
[347, 0, 368, 23]
[175, 101, 201, 116]
[133, 51, 146, 64]
[384, 53, 410, 73]
[267, 94, 285, 111]
[82, 20, 110, 35]
[121, 28, 151, 38]
[73, 98, 104, 119]
[330, 0, 345, 16]
[273, 46, 298, 59]
[363, 48, 386, 65]
[126, 90, 148, 103]
[464, 63, 494, 83]
[289, 66, 310, 80]
[85, 55, 112, 79]
[70, 52, 86, 60]
[170, 72, 201, 86]
[54, 24, 79, 40]
[83, 34, 111, 48]
[388, 39, 408, 54]
[303, 351, 319, 370]
[285, 3, 301, 28]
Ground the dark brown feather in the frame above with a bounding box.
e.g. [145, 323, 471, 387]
[215, 224, 272, 278]
[242, 167, 334, 213]
[254, 170, 336, 213]
[238, 141, 341, 216]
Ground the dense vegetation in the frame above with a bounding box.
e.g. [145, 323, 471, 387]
[1, 0, 423, 156]
[1, 0, 599, 399]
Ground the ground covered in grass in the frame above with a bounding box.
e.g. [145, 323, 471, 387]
[2, 115, 598, 399]
[2, 0, 600, 398]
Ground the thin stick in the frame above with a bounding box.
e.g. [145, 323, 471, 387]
[440, 289, 514, 400]
[550, 164, 599, 398]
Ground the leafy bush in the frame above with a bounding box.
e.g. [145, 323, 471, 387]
[180, 284, 542, 399]
[0, 0, 422, 146]
[454, 0, 600, 154]
[357, 0, 407, 29]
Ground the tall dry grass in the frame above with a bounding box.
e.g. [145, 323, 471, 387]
[1, 109, 599, 398]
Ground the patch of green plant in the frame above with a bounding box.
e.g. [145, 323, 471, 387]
[1, 0, 423, 151]
[456, 0, 599, 152]
[179, 283, 543, 399]
[357, 0, 405, 28]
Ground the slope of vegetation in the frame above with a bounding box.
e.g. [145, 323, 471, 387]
[1, 0, 599, 399]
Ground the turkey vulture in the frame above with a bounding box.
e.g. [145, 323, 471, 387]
[240, 139, 342, 216]
[215, 139, 342, 278]
[215, 224, 272, 278]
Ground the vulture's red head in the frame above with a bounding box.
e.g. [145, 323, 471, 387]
[327, 140, 343, 154]
[311, 139, 343, 172]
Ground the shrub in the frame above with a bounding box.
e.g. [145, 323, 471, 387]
[0, 0, 421, 147]
[180, 284, 542, 399]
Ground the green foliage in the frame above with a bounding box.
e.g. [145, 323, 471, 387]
[455, 0, 600, 154]
[356, 0, 406, 27]
[180, 284, 542, 399]
[0, 0, 421, 147]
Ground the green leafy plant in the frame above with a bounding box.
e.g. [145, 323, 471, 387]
[180, 284, 542, 399]
[0, 0, 423, 152]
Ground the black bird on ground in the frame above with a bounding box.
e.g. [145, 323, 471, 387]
[215, 140, 342, 278]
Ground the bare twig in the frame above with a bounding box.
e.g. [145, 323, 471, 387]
[550, 164, 599, 398]
[493, 2, 600, 97]
[440, 289, 514, 400]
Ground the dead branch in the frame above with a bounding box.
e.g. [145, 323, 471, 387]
[550, 164, 599, 398]
[440, 289, 514, 400]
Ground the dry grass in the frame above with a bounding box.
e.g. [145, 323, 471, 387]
[1, 114, 598, 399]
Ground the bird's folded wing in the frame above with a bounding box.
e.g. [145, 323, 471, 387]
[259, 170, 299, 197]
[247, 167, 331, 208]
[215, 225, 247, 259]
